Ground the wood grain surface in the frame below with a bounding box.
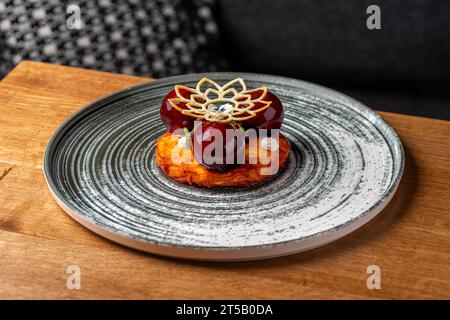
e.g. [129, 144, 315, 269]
[0, 61, 449, 299]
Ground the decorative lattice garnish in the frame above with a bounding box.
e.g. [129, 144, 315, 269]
[168, 77, 272, 123]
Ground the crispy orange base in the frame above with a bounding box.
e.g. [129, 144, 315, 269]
[156, 132, 291, 187]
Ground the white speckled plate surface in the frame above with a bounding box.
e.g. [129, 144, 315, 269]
[44, 73, 404, 261]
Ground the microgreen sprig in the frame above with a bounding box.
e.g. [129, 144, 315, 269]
[230, 120, 246, 133]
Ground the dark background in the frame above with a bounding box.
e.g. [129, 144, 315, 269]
[217, 0, 450, 120]
[1, 0, 449, 120]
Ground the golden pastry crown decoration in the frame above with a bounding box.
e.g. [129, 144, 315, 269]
[168, 77, 272, 123]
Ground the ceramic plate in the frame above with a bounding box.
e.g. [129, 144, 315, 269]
[44, 73, 404, 261]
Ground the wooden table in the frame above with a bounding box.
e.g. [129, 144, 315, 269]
[0, 61, 449, 299]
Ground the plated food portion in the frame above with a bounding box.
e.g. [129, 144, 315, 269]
[156, 78, 291, 187]
[45, 72, 404, 260]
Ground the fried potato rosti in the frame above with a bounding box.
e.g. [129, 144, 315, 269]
[156, 132, 290, 188]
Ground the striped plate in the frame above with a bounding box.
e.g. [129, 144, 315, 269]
[44, 73, 404, 261]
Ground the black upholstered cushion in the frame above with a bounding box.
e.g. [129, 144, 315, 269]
[217, 0, 450, 85]
[217, 0, 450, 119]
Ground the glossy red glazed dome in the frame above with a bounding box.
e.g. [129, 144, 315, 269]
[160, 88, 196, 131]
[158, 77, 285, 173]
